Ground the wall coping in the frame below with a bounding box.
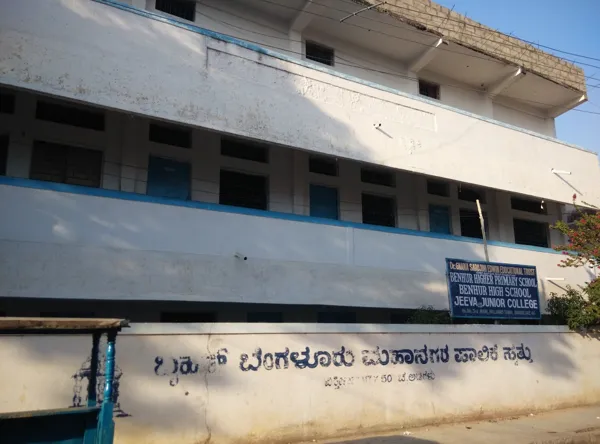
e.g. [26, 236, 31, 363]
[124, 323, 570, 336]
[0, 176, 562, 255]
[92, 0, 595, 156]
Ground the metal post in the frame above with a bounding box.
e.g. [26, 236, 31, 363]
[476, 199, 489, 262]
[97, 331, 117, 444]
[87, 333, 100, 407]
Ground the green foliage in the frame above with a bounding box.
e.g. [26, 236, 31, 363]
[548, 204, 600, 330]
[547, 281, 600, 330]
[407, 305, 451, 324]
[552, 207, 600, 270]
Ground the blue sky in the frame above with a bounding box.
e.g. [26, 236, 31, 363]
[434, 0, 600, 155]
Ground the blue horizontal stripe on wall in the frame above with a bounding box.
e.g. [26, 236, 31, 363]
[92, 0, 592, 155]
[0, 175, 560, 255]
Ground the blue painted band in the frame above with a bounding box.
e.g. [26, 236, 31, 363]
[0, 176, 560, 255]
[92, 0, 593, 155]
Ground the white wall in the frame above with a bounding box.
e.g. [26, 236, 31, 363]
[492, 101, 555, 138]
[1, 0, 598, 207]
[1, 325, 599, 443]
[0, 182, 592, 309]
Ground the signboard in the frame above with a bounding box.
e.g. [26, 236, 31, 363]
[446, 258, 540, 320]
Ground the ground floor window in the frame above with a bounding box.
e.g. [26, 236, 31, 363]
[460, 209, 488, 239]
[30, 140, 102, 188]
[310, 184, 339, 220]
[146, 156, 191, 200]
[219, 170, 268, 210]
[429, 204, 451, 234]
[362, 193, 395, 227]
[0, 134, 8, 175]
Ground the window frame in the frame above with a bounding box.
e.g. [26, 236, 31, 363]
[305, 40, 335, 67]
[154, 0, 196, 21]
[219, 168, 269, 211]
[29, 140, 103, 188]
[418, 79, 441, 100]
[361, 192, 396, 228]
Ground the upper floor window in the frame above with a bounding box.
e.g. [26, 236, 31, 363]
[0, 91, 15, 114]
[155, 0, 195, 21]
[361, 167, 394, 187]
[221, 138, 268, 163]
[36, 100, 105, 131]
[458, 185, 486, 203]
[309, 155, 337, 176]
[427, 179, 449, 197]
[419, 80, 440, 100]
[305, 41, 334, 66]
[149, 122, 192, 148]
[511, 196, 546, 215]
[30, 141, 102, 188]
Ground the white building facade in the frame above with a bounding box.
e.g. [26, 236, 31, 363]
[0, 0, 599, 322]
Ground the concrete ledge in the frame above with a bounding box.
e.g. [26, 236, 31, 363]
[124, 322, 570, 335]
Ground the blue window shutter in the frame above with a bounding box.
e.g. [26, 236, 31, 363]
[310, 184, 338, 220]
[429, 204, 451, 234]
[147, 156, 191, 200]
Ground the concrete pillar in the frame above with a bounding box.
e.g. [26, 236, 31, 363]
[103, 111, 124, 191]
[494, 191, 515, 243]
[269, 147, 293, 213]
[119, 116, 147, 194]
[414, 175, 429, 231]
[292, 150, 309, 215]
[396, 171, 418, 230]
[449, 183, 461, 237]
[339, 159, 362, 223]
[191, 129, 219, 203]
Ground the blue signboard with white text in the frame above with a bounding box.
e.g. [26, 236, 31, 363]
[446, 258, 540, 320]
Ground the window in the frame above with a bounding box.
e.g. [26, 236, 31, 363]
[419, 80, 440, 100]
[459, 186, 485, 203]
[0, 92, 15, 114]
[427, 179, 449, 197]
[362, 193, 395, 227]
[147, 156, 191, 200]
[35, 100, 105, 131]
[149, 122, 191, 148]
[361, 167, 394, 187]
[155, 0, 195, 20]
[511, 197, 546, 215]
[0, 134, 8, 175]
[310, 184, 338, 220]
[429, 205, 451, 234]
[247, 312, 283, 323]
[513, 219, 549, 248]
[221, 138, 268, 163]
[305, 41, 334, 66]
[460, 209, 488, 239]
[160, 312, 216, 323]
[220, 170, 268, 210]
[317, 311, 356, 323]
[309, 156, 337, 176]
[30, 141, 102, 188]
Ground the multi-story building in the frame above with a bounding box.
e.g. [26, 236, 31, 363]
[1, 0, 599, 323]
